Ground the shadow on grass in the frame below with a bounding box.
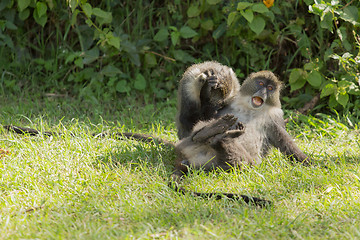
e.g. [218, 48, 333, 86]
[93, 140, 176, 174]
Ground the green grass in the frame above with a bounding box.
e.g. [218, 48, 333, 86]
[1, 95, 360, 239]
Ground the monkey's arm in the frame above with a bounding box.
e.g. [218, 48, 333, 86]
[268, 123, 311, 165]
[177, 67, 235, 139]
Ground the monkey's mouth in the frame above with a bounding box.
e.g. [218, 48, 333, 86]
[252, 97, 264, 108]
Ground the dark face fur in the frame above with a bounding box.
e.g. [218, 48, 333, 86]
[240, 71, 282, 109]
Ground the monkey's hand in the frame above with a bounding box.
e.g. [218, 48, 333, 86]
[196, 69, 216, 85]
[198, 69, 226, 91]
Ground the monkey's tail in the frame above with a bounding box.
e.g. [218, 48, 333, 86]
[3, 125, 57, 136]
[170, 183, 272, 207]
[4, 125, 175, 148]
[94, 132, 175, 148]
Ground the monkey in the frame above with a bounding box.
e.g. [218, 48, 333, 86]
[176, 65, 310, 166]
[176, 61, 240, 139]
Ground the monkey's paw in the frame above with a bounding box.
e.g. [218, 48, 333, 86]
[196, 69, 220, 88]
[192, 114, 238, 142]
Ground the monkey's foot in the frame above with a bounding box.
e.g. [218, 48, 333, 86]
[230, 121, 245, 131]
[192, 114, 238, 143]
[206, 119, 245, 145]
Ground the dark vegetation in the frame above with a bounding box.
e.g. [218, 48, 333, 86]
[0, 0, 359, 117]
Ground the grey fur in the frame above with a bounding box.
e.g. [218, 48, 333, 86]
[173, 67, 310, 181]
[176, 61, 240, 139]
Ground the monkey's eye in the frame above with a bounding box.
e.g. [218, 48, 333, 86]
[267, 85, 273, 91]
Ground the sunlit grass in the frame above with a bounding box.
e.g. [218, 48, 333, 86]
[1, 96, 359, 239]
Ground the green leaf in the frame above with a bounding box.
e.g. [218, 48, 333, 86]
[171, 31, 180, 45]
[116, 80, 130, 93]
[201, 19, 214, 30]
[240, 9, 254, 23]
[144, 53, 157, 67]
[5, 21, 17, 30]
[107, 35, 120, 49]
[74, 58, 83, 68]
[249, 16, 265, 35]
[212, 22, 226, 39]
[154, 28, 168, 42]
[83, 47, 99, 64]
[336, 26, 347, 43]
[328, 94, 338, 108]
[0, 0, 10, 11]
[65, 52, 79, 64]
[187, 5, 200, 18]
[336, 92, 349, 108]
[82, 3, 92, 17]
[128, 52, 140, 66]
[252, 3, 269, 13]
[68, 0, 78, 12]
[18, 0, 30, 12]
[188, 18, 200, 29]
[33, 10, 47, 27]
[93, 8, 112, 24]
[320, 12, 333, 32]
[320, 83, 336, 98]
[134, 73, 146, 90]
[289, 68, 307, 92]
[237, 2, 252, 10]
[93, 8, 110, 19]
[101, 65, 122, 77]
[290, 78, 307, 92]
[289, 69, 303, 84]
[179, 26, 198, 38]
[348, 87, 360, 95]
[303, 62, 315, 71]
[206, 0, 221, 5]
[307, 71, 323, 88]
[338, 79, 353, 89]
[227, 12, 237, 26]
[36, 2, 47, 18]
[19, 9, 30, 20]
[339, 6, 359, 26]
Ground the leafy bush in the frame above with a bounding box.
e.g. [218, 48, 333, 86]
[0, 0, 359, 116]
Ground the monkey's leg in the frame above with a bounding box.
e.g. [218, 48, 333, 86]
[208, 121, 255, 169]
[191, 114, 241, 143]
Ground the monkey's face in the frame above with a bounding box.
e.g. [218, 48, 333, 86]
[250, 78, 276, 108]
[240, 71, 282, 109]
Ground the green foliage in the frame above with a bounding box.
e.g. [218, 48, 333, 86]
[0, 0, 359, 116]
[287, 0, 360, 111]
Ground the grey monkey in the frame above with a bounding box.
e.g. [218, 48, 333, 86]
[173, 70, 309, 180]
